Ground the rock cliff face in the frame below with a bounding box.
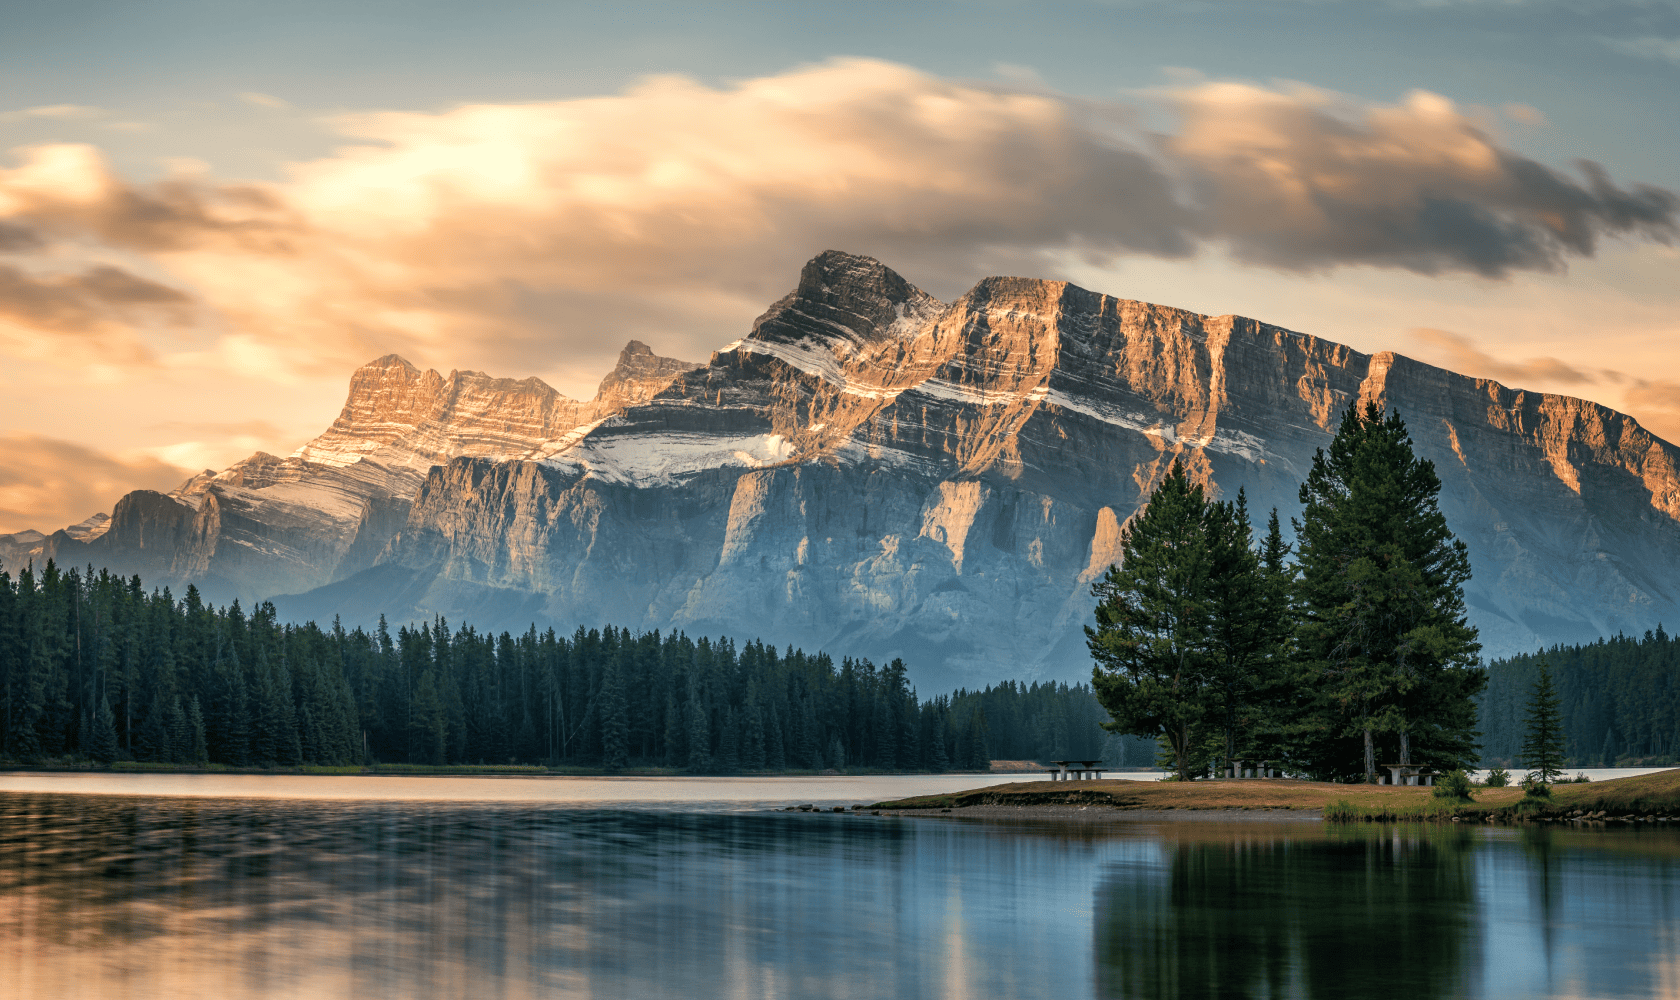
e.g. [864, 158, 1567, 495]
[13, 343, 701, 602]
[14, 250, 1680, 693]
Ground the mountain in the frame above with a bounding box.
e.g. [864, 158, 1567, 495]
[5, 341, 703, 604]
[8, 251, 1680, 693]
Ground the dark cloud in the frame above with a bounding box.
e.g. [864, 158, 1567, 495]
[0, 144, 292, 254]
[0, 222, 42, 253]
[1164, 86, 1678, 277]
[0, 263, 192, 336]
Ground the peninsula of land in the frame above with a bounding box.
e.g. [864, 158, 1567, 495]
[871, 770, 1680, 824]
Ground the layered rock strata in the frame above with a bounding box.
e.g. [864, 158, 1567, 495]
[14, 344, 701, 601]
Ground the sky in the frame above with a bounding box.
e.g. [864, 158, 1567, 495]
[1, 0, 1677, 534]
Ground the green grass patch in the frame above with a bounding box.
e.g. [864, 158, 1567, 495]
[1323, 797, 1469, 823]
[370, 764, 549, 775]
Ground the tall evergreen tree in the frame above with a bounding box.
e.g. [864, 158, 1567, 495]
[1088, 462, 1219, 781]
[686, 676, 712, 773]
[186, 695, 208, 764]
[598, 654, 629, 770]
[1203, 491, 1275, 775]
[1521, 659, 1566, 785]
[1292, 402, 1484, 782]
[715, 705, 740, 773]
[88, 692, 119, 763]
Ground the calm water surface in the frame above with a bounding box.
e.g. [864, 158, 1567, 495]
[2, 776, 1678, 999]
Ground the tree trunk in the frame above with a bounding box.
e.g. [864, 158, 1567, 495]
[1174, 723, 1195, 782]
[1363, 725, 1376, 784]
[1399, 729, 1410, 767]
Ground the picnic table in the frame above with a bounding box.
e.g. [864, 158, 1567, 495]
[1046, 760, 1105, 781]
[1380, 764, 1437, 786]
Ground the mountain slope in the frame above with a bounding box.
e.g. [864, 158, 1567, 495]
[10, 250, 1680, 693]
[7, 342, 702, 602]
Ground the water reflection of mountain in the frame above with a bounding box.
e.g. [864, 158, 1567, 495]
[1094, 828, 1483, 999]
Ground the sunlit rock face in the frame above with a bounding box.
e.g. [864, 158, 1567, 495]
[30, 345, 702, 602]
[24, 250, 1680, 692]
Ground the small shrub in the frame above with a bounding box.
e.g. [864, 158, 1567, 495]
[1572, 772, 1592, 783]
[1483, 767, 1510, 788]
[1433, 769, 1475, 802]
[1523, 781, 1552, 800]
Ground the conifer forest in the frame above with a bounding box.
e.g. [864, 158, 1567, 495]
[0, 560, 1125, 771]
[1480, 628, 1680, 768]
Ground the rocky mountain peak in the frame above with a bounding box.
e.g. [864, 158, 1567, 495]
[292, 354, 448, 467]
[595, 340, 704, 408]
[748, 250, 945, 351]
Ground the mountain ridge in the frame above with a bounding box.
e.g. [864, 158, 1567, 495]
[6, 250, 1678, 692]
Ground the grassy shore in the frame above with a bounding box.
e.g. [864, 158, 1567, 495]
[872, 769, 1680, 823]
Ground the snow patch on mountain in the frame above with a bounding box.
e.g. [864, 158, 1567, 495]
[547, 430, 798, 485]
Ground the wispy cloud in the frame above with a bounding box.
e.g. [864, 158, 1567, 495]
[0, 104, 104, 124]
[0, 435, 192, 536]
[239, 92, 291, 110]
[1409, 327, 1600, 386]
[1601, 36, 1680, 64]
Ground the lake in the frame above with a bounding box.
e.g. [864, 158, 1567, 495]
[2, 774, 1677, 999]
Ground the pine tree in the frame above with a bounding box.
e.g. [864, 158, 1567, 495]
[598, 655, 629, 770]
[136, 697, 171, 762]
[411, 668, 448, 765]
[1521, 660, 1566, 785]
[1292, 402, 1484, 782]
[765, 705, 786, 771]
[926, 706, 950, 772]
[1087, 462, 1218, 781]
[797, 699, 821, 770]
[743, 702, 767, 771]
[715, 705, 740, 773]
[186, 696, 208, 764]
[958, 709, 991, 770]
[165, 698, 191, 763]
[88, 692, 119, 763]
[686, 680, 711, 773]
[825, 734, 846, 771]
[1204, 491, 1274, 775]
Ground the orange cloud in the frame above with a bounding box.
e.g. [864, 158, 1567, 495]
[0, 435, 193, 536]
[1408, 327, 1598, 387]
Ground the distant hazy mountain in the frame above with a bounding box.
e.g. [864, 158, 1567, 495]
[11, 251, 1680, 693]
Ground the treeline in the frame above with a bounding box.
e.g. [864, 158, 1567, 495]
[0, 560, 1114, 771]
[1481, 627, 1680, 767]
[950, 680, 1156, 765]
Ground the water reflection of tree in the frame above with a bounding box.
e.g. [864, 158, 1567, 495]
[1520, 826, 1560, 990]
[1094, 828, 1481, 999]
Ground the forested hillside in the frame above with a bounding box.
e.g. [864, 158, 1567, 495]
[1481, 628, 1680, 768]
[0, 560, 1121, 771]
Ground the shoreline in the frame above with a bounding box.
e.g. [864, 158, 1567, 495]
[870, 770, 1680, 824]
[874, 804, 1320, 822]
[0, 763, 1070, 780]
